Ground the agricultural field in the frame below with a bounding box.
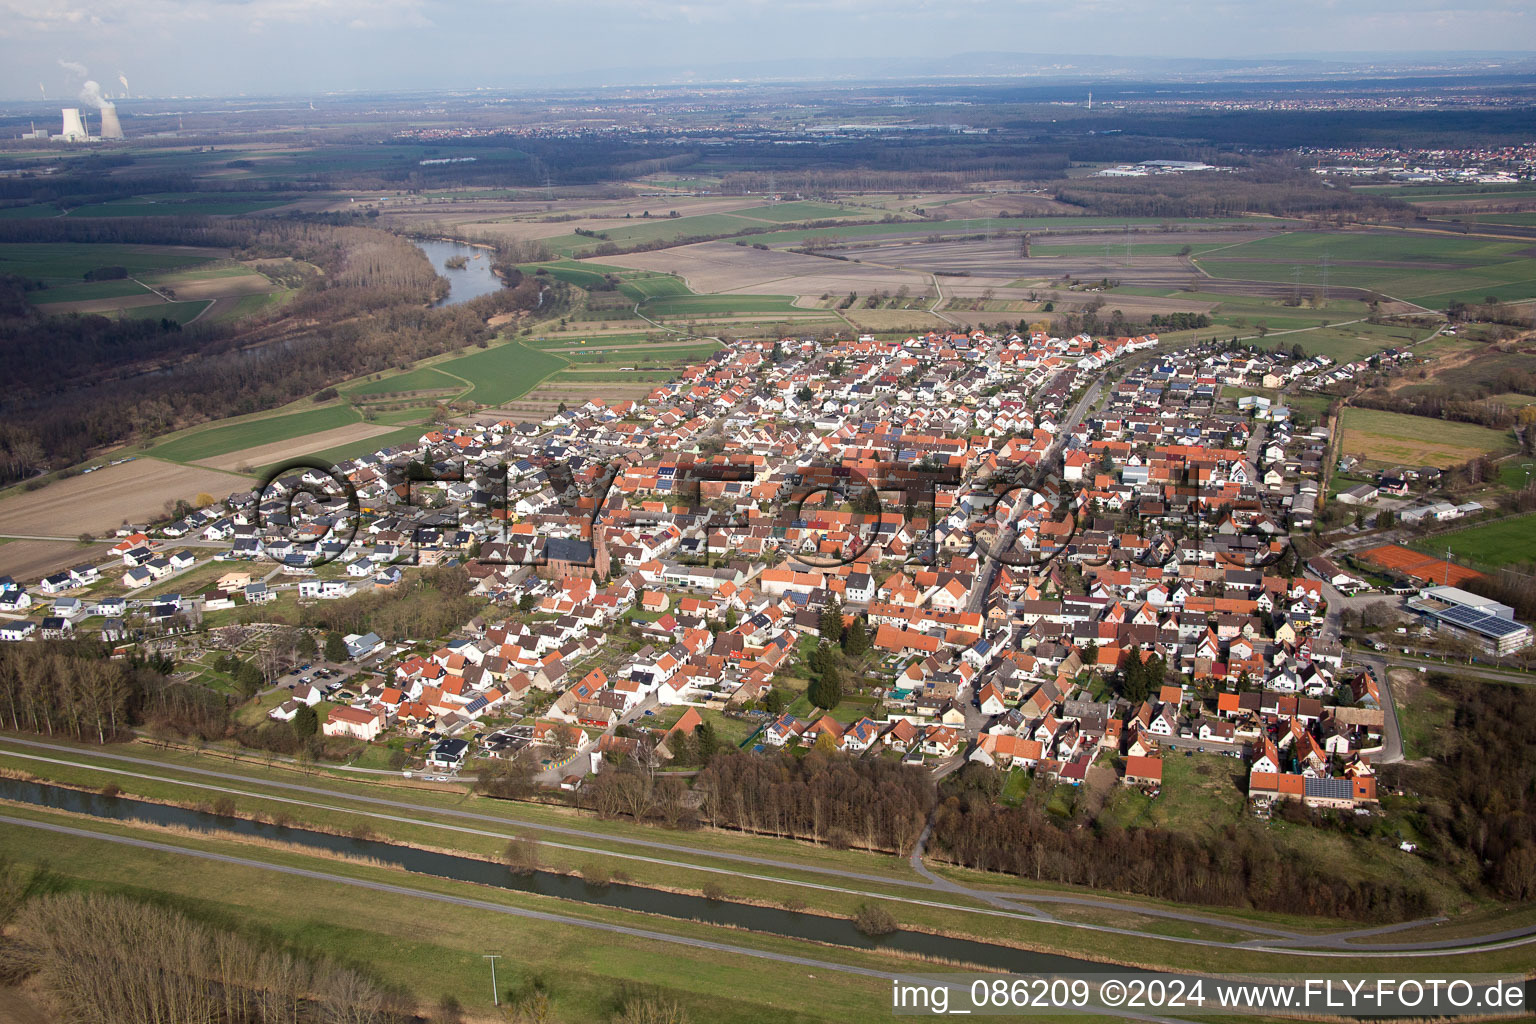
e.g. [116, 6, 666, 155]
[345, 366, 467, 398]
[560, 341, 722, 364]
[1410, 514, 1536, 570]
[1195, 231, 1536, 306]
[11, 245, 287, 322]
[0, 459, 246, 541]
[1338, 407, 1516, 469]
[147, 404, 362, 465]
[642, 293, 803, 317]
[23, 278, 152, 305]
[0, 242, 222, 281]
[587, 241, 931, 299]
[1350, 183, 1536, 202]
[429, 340, 569, 406]
[1466, 212, 1536, 227]
[200, 423, 398, 473]
[117, 300, 214, 324]
[63, 193, 298, 217]
[286, 425, 434, 473]
[0, 538, 102, 581]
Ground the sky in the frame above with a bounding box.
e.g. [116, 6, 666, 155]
[1, 0, 1533, 99]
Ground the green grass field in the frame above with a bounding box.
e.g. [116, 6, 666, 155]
[562, 343, 721, 364]
[268, 425, 429, 473]
[644, 294, 802, 316]
[1351, 183, 1536, 201]
[0, 808, 905, 1024]
[0, 242, 218, 283]
[1469, 212, 1536, 227]
[346, 366, 466, 397]
[552, 369, 677, 383]
[0, 203, 61, 219]
[206, 289, 293, 323]
[1340, 407, 1517, 468]
[430, 341, 568, 406]
[26, 279, 152, 304]
[619, 274, 692, 301]
[1195, 231, 1536, 305]
[149, 404, 361, 464]
[116, 300, 212, 324]
[1410, 513, 1536, 570]
[64, 195, 295, 217]
[729, 201, 880, 223]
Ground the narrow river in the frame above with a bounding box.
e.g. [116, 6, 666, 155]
[0, 777, 1113, 973]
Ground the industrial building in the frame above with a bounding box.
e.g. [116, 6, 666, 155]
[1409, 586, 1533, 656]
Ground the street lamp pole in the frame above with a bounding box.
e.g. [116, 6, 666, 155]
[482, 954, 501, 1006]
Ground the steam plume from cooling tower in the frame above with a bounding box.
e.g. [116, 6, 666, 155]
[118, 74, 130, 97]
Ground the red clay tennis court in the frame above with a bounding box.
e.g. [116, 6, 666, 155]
[1360, 544, 1484, 586]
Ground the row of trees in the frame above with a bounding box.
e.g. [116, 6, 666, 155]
[692, 749, 931, 853]
[0, 643, 137, 743]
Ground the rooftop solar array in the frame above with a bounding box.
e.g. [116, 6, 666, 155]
[1305, 777, 1354, 801]
[1432, 603, 1527, 638]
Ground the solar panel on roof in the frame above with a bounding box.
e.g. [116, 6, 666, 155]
[1434, 603, 1526, 638]
[1304, 777, 1354, 800]
[1437, 605, 1485, 627]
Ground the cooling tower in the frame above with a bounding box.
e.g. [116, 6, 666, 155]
[98, 103, 123, 140]
[59, 107, 87, 141]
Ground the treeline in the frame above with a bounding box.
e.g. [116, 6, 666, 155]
[2, 891, 410, 1024]
[693, 749, 932, 854]
[0, 643, 139, 744]
[0, 217, 550, 479]
[1465, 569, 1536, 624]
[1352, 369, 1536, 432]
[1055, 167, 1408, 221]
[1052, 303, 1212, 339]
[931, 769, 1433, 921]
[1395, 675, 1536, 901]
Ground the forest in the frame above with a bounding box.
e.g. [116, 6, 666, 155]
[0, 641, 145, 744]
[1054, 166, 1409, 220]
[1391, 674, 1536, 901]
[691, 749, 933, 854]
[929, 764, 1434, 922]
